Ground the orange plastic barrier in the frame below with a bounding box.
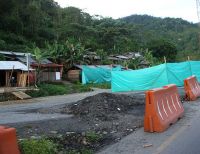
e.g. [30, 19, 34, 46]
[0, 126, 20, 154]
[184, 75, 200, 101]
[144, 84, 184, 132]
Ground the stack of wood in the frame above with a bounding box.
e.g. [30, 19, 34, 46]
[17, 74, 27, 87]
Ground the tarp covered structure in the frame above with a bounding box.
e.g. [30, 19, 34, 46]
[112, 61, 200, 92]
[82, 65, 122, 84]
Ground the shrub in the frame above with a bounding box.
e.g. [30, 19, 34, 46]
[71, 83, 92, 92]
[86, 131, 103, 143]
[19, 139, 57, 154]
[27, 83, 69, 97]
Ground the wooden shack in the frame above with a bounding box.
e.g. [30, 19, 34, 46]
[0, 61, 35, 87]
[67, 65, 82, 82]
[31, 63, 63, 82]
[0, 51, 63, 82]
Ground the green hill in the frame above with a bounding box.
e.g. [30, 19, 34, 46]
[121, 15, 199, 52]
[0, 0, 199, 61]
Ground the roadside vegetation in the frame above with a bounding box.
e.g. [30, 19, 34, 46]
[86, 83, 111, 89]
[19, 131, 104, 154]
[27, 82, 91, 98]
[26, 82, 110, 98]
[19, 139, 57, 154]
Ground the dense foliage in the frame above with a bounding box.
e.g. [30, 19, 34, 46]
[0, 0, 199, 63]
[148, 39, 177, 62]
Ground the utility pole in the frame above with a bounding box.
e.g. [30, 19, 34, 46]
[26, 53, 31, 87]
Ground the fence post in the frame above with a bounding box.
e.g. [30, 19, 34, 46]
[164, 56, 167, 63]
[188, 56, 192, 76]
[164, 57, 169, 84]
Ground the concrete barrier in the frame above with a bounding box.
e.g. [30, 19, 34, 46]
[0, 126, 20, 154]
[184, 75, 200, 101]
[144, 84, 184, 132]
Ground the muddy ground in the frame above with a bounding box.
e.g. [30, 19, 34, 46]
[7, 89, 185, 153]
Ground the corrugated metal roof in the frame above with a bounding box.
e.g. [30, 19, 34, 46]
[0, 51, 28, 56]
[115, 55, 129, 59]
[17, 56, 36, 64]
[0, 50, 53, 64]
[0, 61, 33, 71]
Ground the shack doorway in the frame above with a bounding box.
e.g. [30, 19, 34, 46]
[0, 70, 6, 86]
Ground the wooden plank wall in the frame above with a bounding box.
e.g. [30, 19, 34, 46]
[18, 74, 27, 87]
[40, 72, 56, 82]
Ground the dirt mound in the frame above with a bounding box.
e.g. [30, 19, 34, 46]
[12, 92, 145, 153]
[61, 93, 144, 121]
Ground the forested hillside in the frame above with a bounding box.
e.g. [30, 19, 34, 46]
[0, 0, 199, 62]
[122, 15, 199, 52]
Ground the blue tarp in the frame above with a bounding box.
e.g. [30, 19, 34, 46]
[82, 65, 122, 84]
[112, 61, 200, 92]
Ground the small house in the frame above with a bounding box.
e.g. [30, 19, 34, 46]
[83, 52, 101, 64]
[0, 51, 63, 82]
[0, 61, 34, 87]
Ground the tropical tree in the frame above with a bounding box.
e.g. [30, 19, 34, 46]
[127, 58, 141, 70]
[142, 48, 161, 66]
[45, 41, 64, 63]
[33, 46, 49, 83]
[96, 49, 108, 64]
[53, 40, 89, 70]
[147, 39, 178, 62]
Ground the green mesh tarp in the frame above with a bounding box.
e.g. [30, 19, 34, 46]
[82, 65, 122, 84]
[112, 61, 200, 92]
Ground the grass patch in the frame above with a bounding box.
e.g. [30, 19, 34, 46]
[49, 131, 105, 154]
[71, 83, 92, 93]
[19, 131, 105, 154]
[27, 82, 92, 98]
[27, 83, 70, 97]
[26, 82, 110, 98]
[86, 131, 103, 143]
[87, 83, 111, 89]
[19, 138, 57, 154]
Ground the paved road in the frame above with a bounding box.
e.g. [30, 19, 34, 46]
[98, 100, 200, 154]
[159, 112, 200, 154]
[1, 86, 195, 154]
[0, 88, 148, 124]
[0, 89, 109, 124]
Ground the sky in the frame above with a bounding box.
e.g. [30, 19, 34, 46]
[54, 0, 198, 23]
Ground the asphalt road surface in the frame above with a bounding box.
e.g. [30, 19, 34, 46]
[98, 100, 200, 154]
[158, 113, 200, 154]
[0, 89, 109, 124]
